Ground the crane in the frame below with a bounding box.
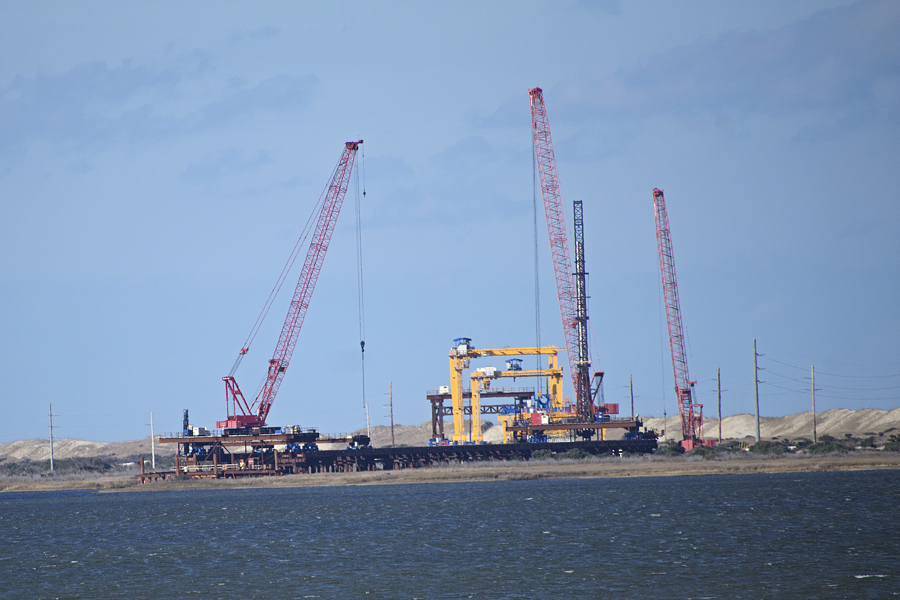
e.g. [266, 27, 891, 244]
[217, 140, 363, 430]
[448, 338, 566, 443]
[652, 188, 706, 450]
[528, 87, 596, 422]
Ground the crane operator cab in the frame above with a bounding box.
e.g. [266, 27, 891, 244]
[506, 358, 523, 371]
[453, 337, 472, 355]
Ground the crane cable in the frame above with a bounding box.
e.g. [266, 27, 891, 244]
[356, 143, 367, 408]
[228, 156, 339, 378]
[532, 140, 542, 396]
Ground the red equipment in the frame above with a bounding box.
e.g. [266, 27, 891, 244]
[528, 88, 595, 421]
[652, 188, 705, 450]
[217, 140, 363, 429]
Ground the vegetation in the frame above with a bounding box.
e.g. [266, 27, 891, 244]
[749, 440, 788, 455]
[716, 440, 747, 452]
[0, 455, 176, 479]
[530, 449, 554, 461]
[529, 448, 591, 461]
[655, 441, 685, 456]
[806, 441, 848, 455]
[884, 434, 900, 452]
[559, 448, 589, 460]
[688, 445, 718, 459]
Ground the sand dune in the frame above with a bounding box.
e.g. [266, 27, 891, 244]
[3, 407, 898, 460]
[641, 407, 900, 442]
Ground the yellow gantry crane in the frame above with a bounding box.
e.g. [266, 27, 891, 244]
[448, 338, 571, 443]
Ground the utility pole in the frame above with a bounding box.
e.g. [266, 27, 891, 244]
[717, 368, 722, 443]
[753, 338, 761, 442]
[811, 365, 817, 443]
[150, 412, 156, 470]
[629, 375, 634, 419]
[48, 403, 55, 473]
[389, 382, 395, 448]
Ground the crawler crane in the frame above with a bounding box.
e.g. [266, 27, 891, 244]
[529, 88, 603, 422]
[217, 141, 363, 431]
[653, 188, 711, 451]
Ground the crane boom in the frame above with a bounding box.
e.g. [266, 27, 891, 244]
[529, 87, 593, 421]
[218, 140, 362, 429]
[652, 188, 703, 447]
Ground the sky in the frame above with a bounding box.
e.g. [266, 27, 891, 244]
[1, 0, 898, 444]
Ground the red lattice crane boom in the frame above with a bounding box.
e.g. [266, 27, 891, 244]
[529, 88, 595, 421]
[653, 188, 704, 449]
[218, 140, 362, 429]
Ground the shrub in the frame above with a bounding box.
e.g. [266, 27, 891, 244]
[806, 441, 847, 455]
[530, 449, 554, 461]
[656, 442, 685, 456]
[559, 448, 589, 460]
[716, 440, 744, 452]
[749, 440, 787, 455]
[859, 437, 875, 448]
[689, 445, 717, 460]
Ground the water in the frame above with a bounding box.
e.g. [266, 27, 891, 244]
[1, 470, 898, 599]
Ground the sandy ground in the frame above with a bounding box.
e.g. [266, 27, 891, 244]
[4, 407, 898, 460]
[2, 453, 898, 494]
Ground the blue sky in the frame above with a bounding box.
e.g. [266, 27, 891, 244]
[1, 0, 898, 443]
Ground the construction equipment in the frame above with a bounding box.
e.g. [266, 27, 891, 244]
[444, 338, 638, 444]
[652, 188, 710, 451]
[448, 338, 567, 442]
[217, 140, 363, 430]
[528, 88, 598, 421]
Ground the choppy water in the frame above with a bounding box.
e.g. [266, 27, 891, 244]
[1, 470, 898, 599]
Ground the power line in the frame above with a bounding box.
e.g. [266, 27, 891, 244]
[758, 342, 900, 370]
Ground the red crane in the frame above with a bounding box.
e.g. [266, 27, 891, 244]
[217, 140, 363, 430]
[528, 88, 596, 421]
[652, 188, 705, 450]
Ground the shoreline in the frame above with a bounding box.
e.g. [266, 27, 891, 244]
[2, 453, 898, 494]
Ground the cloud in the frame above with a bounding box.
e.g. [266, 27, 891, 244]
[554, 0, 899, 129]
[0, 60, 317, 156]
[182, 148, 273, 184]
[228, 26, 281, 44]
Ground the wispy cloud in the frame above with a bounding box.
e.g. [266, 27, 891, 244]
[0, 59, 317, 156]
[554, 0, 899, 130]
[182, 148, 273, 184]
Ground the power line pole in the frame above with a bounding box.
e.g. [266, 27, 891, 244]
[629, 374, 634, 419]
[811, 365, 817, 444]
[150, 412, 156, 470]
[717, 368, 722, 443]
[753, 338, 761, 442]
[48, 403, 56, 473]
[389, 382, 395, 448]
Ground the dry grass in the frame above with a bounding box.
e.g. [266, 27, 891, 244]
[3, 452, 898, 494]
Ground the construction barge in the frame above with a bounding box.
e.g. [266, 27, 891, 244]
[141, 426, 657, 483]
[138, 128, 668, 486]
